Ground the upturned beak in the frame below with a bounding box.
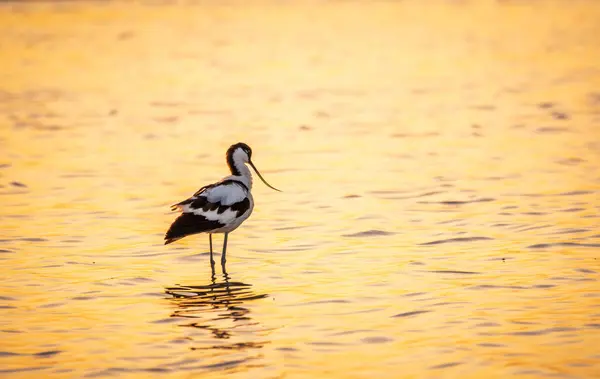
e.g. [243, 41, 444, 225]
[249, 160, 282, 192]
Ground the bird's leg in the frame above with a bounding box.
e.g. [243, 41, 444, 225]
[210, 260, 216, 280]
[209, 233, 215, 268]
[221, 232, 228, 270]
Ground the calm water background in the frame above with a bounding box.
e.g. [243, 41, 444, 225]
[1, 0, 600, 378]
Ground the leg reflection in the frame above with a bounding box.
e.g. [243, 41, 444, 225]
[164, 270, 269, 350]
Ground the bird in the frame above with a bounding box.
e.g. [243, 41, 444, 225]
[164, 142, 281, 270]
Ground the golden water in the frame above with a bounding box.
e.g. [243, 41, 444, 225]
[1, 1, 600, 378]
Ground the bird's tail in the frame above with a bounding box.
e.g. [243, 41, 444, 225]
[164, 236, 183, 245]
[164, 212, 220, 245]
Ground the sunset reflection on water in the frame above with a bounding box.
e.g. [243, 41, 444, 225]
[1, 1, 600, 378]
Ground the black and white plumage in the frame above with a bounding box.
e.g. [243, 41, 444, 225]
[164, 142, 280, 269]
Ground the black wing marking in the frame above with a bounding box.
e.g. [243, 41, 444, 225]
[187, 196, 250, 217]
[164, 213, 224, 245]
[229, 197, 250, 217]
[170, 179, 248, 212]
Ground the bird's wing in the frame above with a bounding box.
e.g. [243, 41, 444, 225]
[171, 180, 249, 215]
[170, 180, 247, 211]
[164, 180, 250, 244]
[185, 180, 250, 224]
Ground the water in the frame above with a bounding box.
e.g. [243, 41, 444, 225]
[1, 1, 600, 378]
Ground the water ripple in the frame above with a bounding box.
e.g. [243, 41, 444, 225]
[419, 197, 495, 205]
[0, 367, 50, 374]
[392, 310, 431, 318]
[343, 230, 394, 237]
[420, 237, 493, 245]
[430, 362, 463, 370]
[511, 327, 578, 336]
[528, 242, 600, 249]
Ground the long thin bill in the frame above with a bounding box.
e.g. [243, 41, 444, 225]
[249, 161, 282, 192]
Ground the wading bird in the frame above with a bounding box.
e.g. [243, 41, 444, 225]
[164, 143, 281, 270]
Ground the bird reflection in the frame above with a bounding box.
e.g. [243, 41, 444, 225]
[165, 269, 269, 350]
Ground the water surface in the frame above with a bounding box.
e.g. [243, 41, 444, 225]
[1, 1, 600, 378]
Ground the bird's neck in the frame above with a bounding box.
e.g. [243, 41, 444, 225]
[228, 158, 253, 189]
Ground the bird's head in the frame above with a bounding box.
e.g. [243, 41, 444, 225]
[227, 142, 281, 192]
